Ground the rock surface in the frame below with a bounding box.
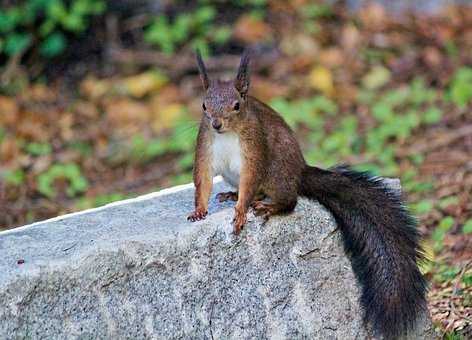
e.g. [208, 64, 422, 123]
[0, 178, 433, 339]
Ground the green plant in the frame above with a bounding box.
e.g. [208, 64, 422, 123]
[144, 6, 231, 55]
[0, 0, 106, 59]
[2, 168, 26, 186]
[432, 216, 455, 251]
[463, 219, 472, 234]
[24, 142, 52, 156]
[448, 67, 472, 107]
[76, 192, 128, 210]
[37, 163, 88, 198]
[433, 264, 461, 284]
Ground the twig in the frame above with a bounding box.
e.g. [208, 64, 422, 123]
[398, 125, 472, 157]
[0, 52, 22, 86]
[108, 47, 280, 78]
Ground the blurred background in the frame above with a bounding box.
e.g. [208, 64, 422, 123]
[0, 0, 471, 336]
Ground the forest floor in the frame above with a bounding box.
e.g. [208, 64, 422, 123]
[0, 2, 470, 338]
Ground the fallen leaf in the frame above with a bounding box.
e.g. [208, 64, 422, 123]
[318, 48, 345, 68]
[233, 15, 273, 44]
[251, 77, 289, 102]
[120, 71, 168, 98]
[0, 96, 19, 125]
[308, 65, 334, 96]
[80, 76, 112, 100]
[341, 25, 361, 50]
[151, 103, 185, 133]
[104, 98, 151, 135]
[359, 3, 387, 29]
[280, 33, 319, 57]
[362, 65, 391, 89]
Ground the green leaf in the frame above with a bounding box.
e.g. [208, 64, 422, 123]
[25, 142, 52, 156]
[0, 9, 20, 33]
[372, 102, 393, 122]
[439, 216, 455, 231]
[62, 14, 85, 32]
[194, 6, 216, 24]
[449, 67, 472, 107]
[4, 32, 32, 56]
[172, 14, 191, 43]
[144, 16, 174, 54]
[438, 196, 459, 209]
[410, 78, 436, 106]
[47, 0, 68, 21]
[422, 107, 442, 124]
[410, 200, 433, 215]
[3, 169, 25, 186]
[433, 265, 461, 283]
[40, 32, 66, 57]
[213, 26, 232, 45]
[382, 87, 410, 107]
[37, 163, 88, 198]
[463, 219, 472, 234]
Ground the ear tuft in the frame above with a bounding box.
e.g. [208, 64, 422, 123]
[196, 49, 210, 90]
[235, 49, 251, 97]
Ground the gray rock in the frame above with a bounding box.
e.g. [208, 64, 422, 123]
[0, 178, 433, 339]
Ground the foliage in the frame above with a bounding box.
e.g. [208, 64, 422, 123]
[432, 216, 455, 251]
[2, 168, 26, 186]
[0, 0, 105, 59]
[76, 192, 128, 210]
[448, 67, 472, 107]
[1, 3, 471, 335]
[37, 163, 88, 198]
[144, 6, 231, 56]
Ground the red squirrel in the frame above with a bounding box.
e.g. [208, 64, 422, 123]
[188, 50, 427, 339]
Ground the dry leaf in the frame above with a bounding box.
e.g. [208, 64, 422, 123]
[233, 15, 273, 44]
[120, 71, 168, 98]
[308, 65, 334, 96]
[80, 77, 112, 100]
[104, 98, 151, 134]
[318, 48, 344, 68]
[0, 96, 19, 126]
[359, 3, 387, 29]
[341, 25, 361, 50]
[151, 103, 185, 133]
[361, 65, 391, 89]
[251, 77, 289, 102]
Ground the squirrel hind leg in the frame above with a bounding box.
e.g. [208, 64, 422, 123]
[252, 196, 297, 221]
[216, 191, 238, 202]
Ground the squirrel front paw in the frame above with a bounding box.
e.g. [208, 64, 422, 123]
[187, 208, 208, 222]
[232, 207, 247, 235]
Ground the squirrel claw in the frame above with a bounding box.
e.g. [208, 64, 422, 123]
[187, 209, 208, 222]
[232, 208, 247, 235]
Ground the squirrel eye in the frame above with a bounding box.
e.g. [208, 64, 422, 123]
[233, 102, 240, 111]
[202, 103, 206, 111]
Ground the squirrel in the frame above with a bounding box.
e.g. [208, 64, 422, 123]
[187, 50, 427, 340]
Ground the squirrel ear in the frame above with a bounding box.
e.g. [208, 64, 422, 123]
[196, 49, 210, 90]
[235, 49, 251, 97]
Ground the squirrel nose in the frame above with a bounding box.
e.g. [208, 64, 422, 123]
[212, 119, 223, 130]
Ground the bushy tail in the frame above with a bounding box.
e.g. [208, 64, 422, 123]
[300, 165, 427, 339]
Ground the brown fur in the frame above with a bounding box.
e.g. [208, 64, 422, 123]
[188, 89, 303, 231]
[187, 50, 427, 339]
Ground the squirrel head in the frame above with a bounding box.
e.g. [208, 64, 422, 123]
[196, 49, 250, 134]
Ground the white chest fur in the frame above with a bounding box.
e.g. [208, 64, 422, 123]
[211, 132, 242, 188]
